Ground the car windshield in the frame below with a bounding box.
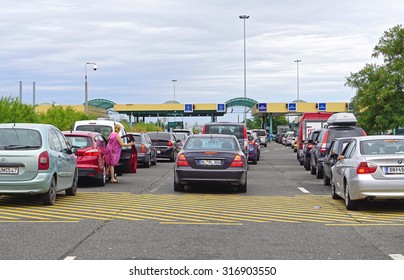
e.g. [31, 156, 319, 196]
[147, 132, 171, 140]
[173, 133, 187, 140]
[361, 139, 404, 155]
[0, 128, 41, 150]
[185, 137, 237, 151]
[205, 125, 243, 139]
[75, 125, 113, 139]
[254, 130, 266, 136]
[65, 136, 92, 149]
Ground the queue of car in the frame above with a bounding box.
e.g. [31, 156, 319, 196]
[289, 112, 404, 210]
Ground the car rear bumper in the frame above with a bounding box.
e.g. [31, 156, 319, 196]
[175, 168, 247, 184]
[0, 173, 52, 194]
[78, 168, 103, 178]
[349, 176, 404, 200]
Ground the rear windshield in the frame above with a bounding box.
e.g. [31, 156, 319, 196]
[204, 125, 244, 139]
[185, 137, 238, 151]
[327, 128, 365, 142]
[253, 130, 266, 136]
[361, 139, 404, 155]
[147, 132, 171, 140]
[133, 135, 142, 143]
[65, 136, 91, 149]
[173, 133, 187, 140]
[76, 125, 113, 139]
[0, 128, 42, 150]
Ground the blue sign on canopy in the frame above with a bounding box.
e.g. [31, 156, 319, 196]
[258, 103, 267, 112]
[288, 103, 297, 111]
[184, 104, 193, 113]
[318, 103, 327, 111]
[217, 103, 226, 112]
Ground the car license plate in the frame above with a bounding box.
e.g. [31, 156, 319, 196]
[385, 166, 404, 174]
[199, 160, 221, 166]
[0, 167, 19, 174]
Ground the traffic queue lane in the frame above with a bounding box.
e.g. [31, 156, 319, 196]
[1, 142, 404, 260]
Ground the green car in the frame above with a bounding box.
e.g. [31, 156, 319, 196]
[0, 123, 78, 205]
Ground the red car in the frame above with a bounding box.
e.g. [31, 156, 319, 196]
[63, 131, 108, 186]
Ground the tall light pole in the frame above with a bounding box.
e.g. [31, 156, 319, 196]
[84, 62, 97, 114]
[171, 79, 177, 101]
[239, 15, 249, 124]
[294, 59, 301, 102]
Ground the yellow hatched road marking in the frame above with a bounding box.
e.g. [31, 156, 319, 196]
[1, 193, 404, 226]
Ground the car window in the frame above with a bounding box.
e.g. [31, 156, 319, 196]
[95, 135, 107, 149]
[66, 136, 92, 148]
[327, 128, 365, 141]
[0, 128, 41, 150]
[49, 129, 63, 152]
[133, 135, 142, 143]
[55, 129, 69, 151]
[360, 139, 404, 155]
[205, 125, 244, 139]
[343, 140, 356, 159]
[185, 137, 237, 151]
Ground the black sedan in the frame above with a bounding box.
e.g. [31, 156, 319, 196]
[129, 132, 157, 167]
[174, 134, 248, 193]
[147, 132, 180, 162]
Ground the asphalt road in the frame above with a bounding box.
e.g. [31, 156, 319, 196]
[1, 142, 404, 260]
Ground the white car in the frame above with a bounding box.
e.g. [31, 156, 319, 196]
[331, 135, 404, 210]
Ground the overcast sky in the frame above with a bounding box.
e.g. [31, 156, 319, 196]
[1, 0, 403, 122]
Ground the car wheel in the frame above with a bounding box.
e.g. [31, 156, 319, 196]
[145, 155, 151, 168]
[264, 143, 267, 147]
[316, 164, 323, 179]
[237, 178, 247, 193]
[304, 160, 310, 170]
[344, 184, 359, 210]
[97, 166, 107, 186]
[174, 180, 184, 192]
[66, 168, 78, 196]
[310, 164, 316, 175]
[42, 177, 57, 205]
[323, 173, 330, 186]
[170, 152, 175, 162]
[331, 180, 340, 199]
[151, 154, 157, 165]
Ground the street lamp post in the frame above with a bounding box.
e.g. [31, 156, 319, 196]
[239, 15, 249, 124]
[84, 62, 97, 114]
[294, 59, 301, 102]
[171, 79, 177, 101]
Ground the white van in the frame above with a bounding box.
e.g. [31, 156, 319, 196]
[73, 120, 127, 139]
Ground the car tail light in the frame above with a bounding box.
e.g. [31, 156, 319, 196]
[320, 131, 329, 154]
[140, 144, 147, 154]
[167, 141, 173, 146]
[230, 155, 244, 167]
[84, 149, 100, 157]
[356, 162, 377, 174]
[176, 154, 189, 166]
[202, 125, 206, 134]
[38, 151, 49, 170]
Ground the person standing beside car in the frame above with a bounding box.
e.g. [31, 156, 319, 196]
[105, 123, 135, 183]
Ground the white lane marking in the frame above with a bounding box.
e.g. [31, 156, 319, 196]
[389, 254, 404, 260]
[298, 187, 310, 194]
[64, 256, 76, 260]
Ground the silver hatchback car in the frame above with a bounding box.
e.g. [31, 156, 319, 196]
[0, 123, 78, 205]
[331, 135, 404, 210]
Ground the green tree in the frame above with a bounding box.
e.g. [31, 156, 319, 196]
[36, 105, 94, 130]
[0, 97, 37, 123]
[346, 24, 404, 134]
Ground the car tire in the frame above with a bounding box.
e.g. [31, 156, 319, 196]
[331, 181, 340, 199]
[264, 143, 267, 147]
[310, 164, 316, 175]
[323, 173, 330, 186]
[97, 166, 107, 186]
[42, 177, 57, 205]
[151, 154, 157, 165]
[145, 155, 151, 168]
[170, 152, 175, 162]
[304, 160, 310, 170]
[66, 168, 78, 196]
[345, 184, 359, 210]
[174, 180, 184, 192]
[316, 164, 323, 179]
[237, 178, 247, 193]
